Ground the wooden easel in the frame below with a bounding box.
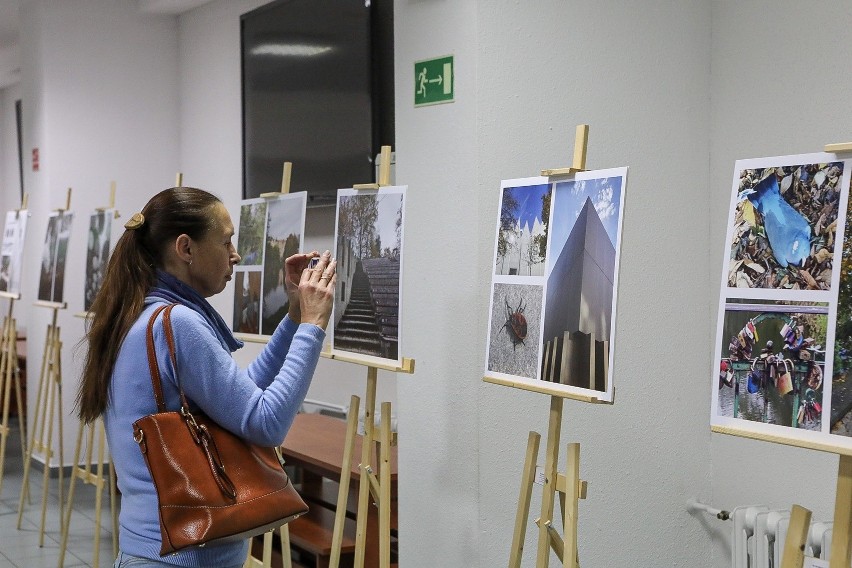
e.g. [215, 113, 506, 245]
[828, 454, 852, 567]
[59, 183, 120, 568]
[704, 140, 852, 568]
[17, 188, 71, 547]
[260, 162, 293, 199]
[328, 357, 413, 568]
[243, 162, 297, 568]
[327, 145, 415, 568]
[541, 124, 589, 178]
[486, 383, 598, 568]
[0, 194, 29, 497]
[775, 504, 812, 568]
[824, 140, 852, 568]
[482, 125, 602, 568]
[57, 418, 118, 567]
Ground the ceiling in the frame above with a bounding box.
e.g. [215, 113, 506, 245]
[0, 0, 215, 90]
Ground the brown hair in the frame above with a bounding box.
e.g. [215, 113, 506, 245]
[76, 187, 221, 423]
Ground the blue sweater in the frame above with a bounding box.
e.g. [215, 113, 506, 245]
[103, 299, 325, 566]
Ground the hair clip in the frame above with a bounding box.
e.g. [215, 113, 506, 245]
[124, 212, 145, 230]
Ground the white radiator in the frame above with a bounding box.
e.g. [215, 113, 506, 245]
[730, 506, 843, 567]
[809, 521, 832, 560]
[753, 509, 789, 568]
[733, 505, 768, 568]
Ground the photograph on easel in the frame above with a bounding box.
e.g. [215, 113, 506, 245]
[261, 195, 306, 334]
[541, 168, 627, 400]
[484, 171, 627, 402]
[711, 152, 852, 450]
[486, 281, 544, 379]
[84, 210, 113, 311]
[232, 193, 306, 336]
[715, 300, 827, 432]
[726, 159, 842, 291]
[0, 209, 27, 295]
[332, 186, 406, 365]
[830, 177, 852, 436]
[233, 270, 262, 335]
[37, 211, 73, 304]
[495, 180, 551, 276]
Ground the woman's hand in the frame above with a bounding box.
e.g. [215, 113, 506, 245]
[298, 251, 336, 330]
[284, 251, 319, 323]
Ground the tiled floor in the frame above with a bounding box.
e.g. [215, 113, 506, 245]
[0, 418, 117, 568]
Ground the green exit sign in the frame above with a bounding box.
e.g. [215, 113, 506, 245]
[414, 55, 454, 107]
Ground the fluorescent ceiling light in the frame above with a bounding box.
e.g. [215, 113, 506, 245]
[250, 44, 333, 57]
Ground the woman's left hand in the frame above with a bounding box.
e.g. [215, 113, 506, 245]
[298, 252, 336, 330]
[284, 251, 319, 323]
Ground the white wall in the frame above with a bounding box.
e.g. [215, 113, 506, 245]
[18, 0, 180, 470]
[393, 1, 482, 564]
[707, 1, 852, 565]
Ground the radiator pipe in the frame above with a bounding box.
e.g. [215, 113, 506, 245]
[687, 499, 731, 521]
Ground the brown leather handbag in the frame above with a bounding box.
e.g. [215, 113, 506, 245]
[132, 304, 308, 556]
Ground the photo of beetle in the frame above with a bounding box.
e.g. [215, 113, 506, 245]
[501, 297, 528, 350]
[487, 282, 543, 380]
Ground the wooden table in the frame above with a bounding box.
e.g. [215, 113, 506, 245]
[280, 413, 398, 567]
[282, 413, 398, 487]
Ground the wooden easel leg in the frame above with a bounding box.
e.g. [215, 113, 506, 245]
[56, 336, 65, 523]
[780, 504, 811, 568]
[262, 530, 273, 567]
[39, 340, 59, 547]
[12, 320, 26, 472]
[59, 417, 114, 568]
[509, 431, 541, 568]
[58, 419, 86, 567]
[92, 421, 108, 568]
[110, 461, 119, 558]
[330, 394, 360, 568]
[279, 524, 293, 568]
[16, 323, 53, 527]
[536, 396, 563, 568]
[563, 443, 580, 568]
[830, 454, 852, 568]
[379, 402, 392, 568]
[0, 315, 15, 495]
[354, 368, 378, 568]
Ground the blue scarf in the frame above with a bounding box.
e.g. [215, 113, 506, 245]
[148, 270, 244, 352]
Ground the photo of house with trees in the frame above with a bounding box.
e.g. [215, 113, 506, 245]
[333, 187, 405, 363]
[495, 182, 550, 276]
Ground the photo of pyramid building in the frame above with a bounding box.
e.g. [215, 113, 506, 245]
[541, 172, 625, 394]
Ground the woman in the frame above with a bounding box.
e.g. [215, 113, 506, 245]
[76, 187, 336, 567]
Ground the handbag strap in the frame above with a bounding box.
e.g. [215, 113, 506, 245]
[145, 303, 191, 413]
[145, 303, 239, 500]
